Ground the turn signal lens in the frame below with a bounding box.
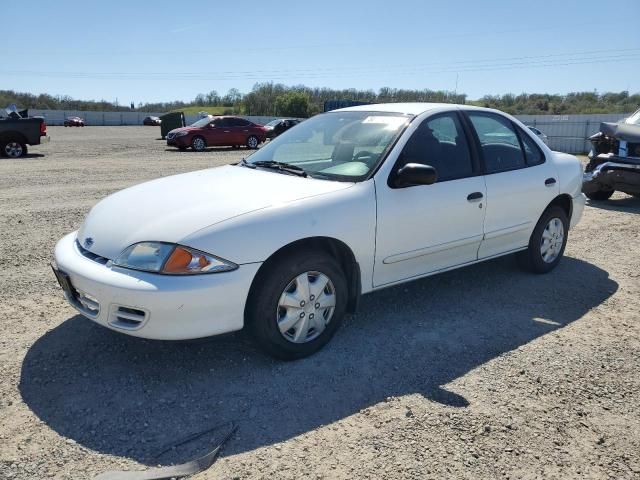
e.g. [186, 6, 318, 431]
[114, 242, 237, 275]
[162, 246, 237, 274]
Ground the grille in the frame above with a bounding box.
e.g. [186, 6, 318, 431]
[72, 289, 100, 318]
[76, 240, 109, 265]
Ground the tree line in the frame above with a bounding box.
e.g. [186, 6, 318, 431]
[2, 85, 638, 117]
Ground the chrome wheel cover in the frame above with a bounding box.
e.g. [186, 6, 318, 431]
[5, 142, 23, 158]
[540, 217, 565, 263]
[277, 271, 336, 344]
[247, 136, 258, 148]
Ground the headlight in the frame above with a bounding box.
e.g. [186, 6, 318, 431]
[175, 131, 189, 137]
[113, 242, 237, 275]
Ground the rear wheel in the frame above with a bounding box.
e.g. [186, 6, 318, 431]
[517, 206, 568, 274]
[191, 136, 206, 152]
[247, 251, 347, 360]
[1, 140, 27, 158]
[585, 189, 614, 201]
[246, 135, 259, 149]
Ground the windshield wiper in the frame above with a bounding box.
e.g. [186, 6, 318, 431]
[238, 158, 256, 168]
[251, 160, 308, 177]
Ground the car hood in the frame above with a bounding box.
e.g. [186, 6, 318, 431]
[169, 126, 199, 135]
[77, 165, 352, 260]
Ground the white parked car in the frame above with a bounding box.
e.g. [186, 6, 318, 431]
[527, 126, 549, 145]
[53, 103, 585, 359]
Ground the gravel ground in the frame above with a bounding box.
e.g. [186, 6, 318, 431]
[1, 126, 639, 480]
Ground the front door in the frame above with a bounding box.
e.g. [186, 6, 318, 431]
[204, 119, 225, 146]
[374, 112, 487, 287]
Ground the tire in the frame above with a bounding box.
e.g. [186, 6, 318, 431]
[191, 136, 206, 152]
[1, 140, 27, 158]
[585, 189, 614, 201]
[246, 250, 348, 360]
[517, 206, 569, 274]
[246, 135, 259, 149]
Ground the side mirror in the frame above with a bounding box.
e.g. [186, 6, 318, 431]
[392, 163, 438, 188]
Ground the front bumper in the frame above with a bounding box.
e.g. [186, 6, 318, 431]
[166, 134, 189, 147]
[53, 232, 261, 340]
[583, 160, 640, 195]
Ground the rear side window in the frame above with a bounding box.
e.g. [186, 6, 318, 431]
[518, 128, 545, 166]
[399, 113, 473, 182]
[468, 113, 525, 173]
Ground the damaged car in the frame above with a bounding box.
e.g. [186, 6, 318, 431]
[583, 108, 640, 200]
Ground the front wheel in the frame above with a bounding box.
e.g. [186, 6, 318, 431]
[1, 140, 27, 158]
[191, 136, 206, 152]
[585, 189, 614, 201]
[246, 135, 259, 149]
[517, 206, 568, 274]
[246, 251, 348, 360]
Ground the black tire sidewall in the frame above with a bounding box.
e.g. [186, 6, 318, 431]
[526, 206, 569, 274]
[247, 252, 348, 360]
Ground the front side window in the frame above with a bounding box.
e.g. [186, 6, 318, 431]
[398, 113, 473, 182]
[518, 127, 545, 166]
[468, 113, 525, 173]
[245, 111, 411, 181]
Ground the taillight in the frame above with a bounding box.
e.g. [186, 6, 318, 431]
[40, 121, 47, 135]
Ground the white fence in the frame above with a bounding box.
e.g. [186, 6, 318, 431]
[27, 109, 287, 128]
[516, 113, 631, 153]
[26, 108, 633, 154]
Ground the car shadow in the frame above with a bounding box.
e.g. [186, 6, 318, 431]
[3, 153, 47, 160]
[19, 256, 617, 466]
[586, 195, 640, 214]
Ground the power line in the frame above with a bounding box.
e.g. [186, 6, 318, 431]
[1, 50, 638, 82]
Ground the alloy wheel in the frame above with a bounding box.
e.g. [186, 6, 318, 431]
[4, 142, 24, 158]
[247, 136, 258, 149]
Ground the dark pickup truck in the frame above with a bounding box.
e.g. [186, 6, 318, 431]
[0, 110, 50, 158]
[583, 108, 640, 200]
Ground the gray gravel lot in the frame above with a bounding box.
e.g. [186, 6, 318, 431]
[1, 126, 639, 479]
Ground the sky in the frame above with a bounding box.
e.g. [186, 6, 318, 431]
[2, 0, 639, 104]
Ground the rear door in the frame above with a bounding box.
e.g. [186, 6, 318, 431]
[464, 111, 559, 259]
[233, 118, 254, 145]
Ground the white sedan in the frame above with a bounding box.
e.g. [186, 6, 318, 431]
[53, 103, 585, 359]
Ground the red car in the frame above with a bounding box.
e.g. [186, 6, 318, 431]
[166, 116, 267, 151]
[64, 116, 85, 127]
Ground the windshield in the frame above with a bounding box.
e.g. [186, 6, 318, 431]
[265, 120, 281, 127]
[245, 111, 411, 181]
[625, 109, 640, 125]
[190, 116, 214, 127]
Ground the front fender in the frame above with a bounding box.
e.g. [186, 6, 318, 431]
[180, 181, 378, 293]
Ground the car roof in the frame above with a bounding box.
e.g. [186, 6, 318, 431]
[334, 102, 498, 116]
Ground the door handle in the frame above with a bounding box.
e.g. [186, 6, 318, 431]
[545, 178, 557, 186]
[467, 192, 483, 201]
